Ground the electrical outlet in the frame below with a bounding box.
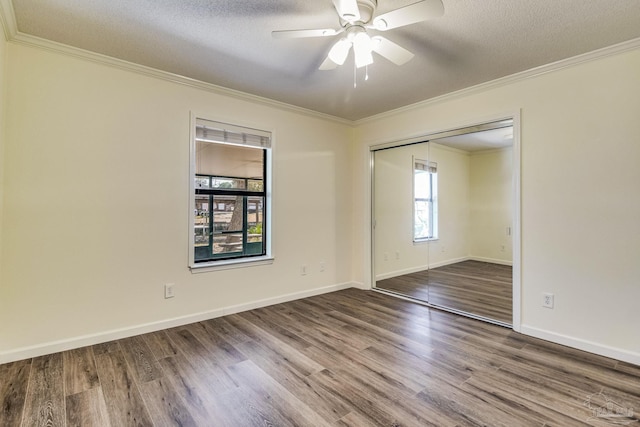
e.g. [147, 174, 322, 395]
[543, 293, 554, 308]
[319, 261, 326, 272]
[500, 245, 505, 252]
[384, 252, 388, 261]
[164, 283, 175, 299]
[301, 265, 308, 275]
[395, 250, 400, 260]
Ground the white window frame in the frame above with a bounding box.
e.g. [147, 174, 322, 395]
[189, 114, 273, 271]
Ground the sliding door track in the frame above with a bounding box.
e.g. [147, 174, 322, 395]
[372, 287, 512, 329]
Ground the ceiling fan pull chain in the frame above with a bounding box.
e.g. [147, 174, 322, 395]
[354, 60, 357, 88]
[365, 64, 369, 81]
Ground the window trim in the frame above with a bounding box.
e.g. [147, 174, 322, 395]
[189, 113, 273, 270]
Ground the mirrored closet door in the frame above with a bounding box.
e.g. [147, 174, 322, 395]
[372, 120, 514, 326]
[373, 140, 432, 302]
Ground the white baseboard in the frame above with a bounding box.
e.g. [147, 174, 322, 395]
[375, 256, 470, 281]
[520, 325, 640, 366]
[376, 256, 513, 281]
[469, 256, 513, 266]
[428, 256, 470, 269]
[350, 281, 368, 290]
[376, 265, 430, 281]
[0, 282, 355, 365]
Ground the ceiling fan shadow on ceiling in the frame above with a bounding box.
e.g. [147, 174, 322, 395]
[272, 0, 444, 71]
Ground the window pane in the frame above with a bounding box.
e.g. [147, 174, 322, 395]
[212, 233, 243, 255]
[194, 195, 210, 247]
[213, 196, 241, 232]
[414, 170, 431, 199]
[195, 176, 210, 189]
[415, 200, 432, 239]
[211, 177, 246, 190]
[247, 197, 264, 246]
[248, 179, 263, 192]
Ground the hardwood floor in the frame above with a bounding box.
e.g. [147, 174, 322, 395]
[1, 288, 638, 426]
[376, 260, 513, 323]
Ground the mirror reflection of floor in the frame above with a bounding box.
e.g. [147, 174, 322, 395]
[375, 260, 512, 324]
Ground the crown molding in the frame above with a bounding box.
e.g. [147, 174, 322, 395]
[355, 36, 640, 125]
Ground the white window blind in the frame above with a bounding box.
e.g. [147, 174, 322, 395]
[415, 159, 437, 173]
[196, 118, 271, 149]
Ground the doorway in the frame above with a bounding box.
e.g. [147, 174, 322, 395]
[371, 118, 519, 326]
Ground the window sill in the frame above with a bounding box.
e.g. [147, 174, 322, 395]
[190, 255, 274, 273]
[413, 238, 439, 244]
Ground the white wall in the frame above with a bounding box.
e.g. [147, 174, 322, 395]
[468, 147, 513, 263]
[355, 47, 640, 364]
[0, 43, 354, 362]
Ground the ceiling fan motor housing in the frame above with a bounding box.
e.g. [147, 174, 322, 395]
[340, 0, 377, 25]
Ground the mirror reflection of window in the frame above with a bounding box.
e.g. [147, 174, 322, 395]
[413, 159, 438, 241]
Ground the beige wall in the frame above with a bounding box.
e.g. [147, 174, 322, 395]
[355, 48, 640, 363]
[428, 143, 471, 266]
[0, 27, 6, 349]
[468, 147, 513, 263]
[0, 43, 354, 360]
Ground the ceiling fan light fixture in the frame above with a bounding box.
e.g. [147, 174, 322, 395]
[353, 31, 373, 68]
[328, 38, 352, 66]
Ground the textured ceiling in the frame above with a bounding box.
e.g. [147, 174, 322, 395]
[9, 0, 640, 121]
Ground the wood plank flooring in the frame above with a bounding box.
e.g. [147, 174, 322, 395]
[1, 288, 638, 426]
[376, 260, 513, 323]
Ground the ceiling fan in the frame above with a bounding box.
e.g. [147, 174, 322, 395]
[272, 0, 444, 70]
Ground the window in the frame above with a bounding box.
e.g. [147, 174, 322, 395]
[414, 159, 437, 241]
[191, 118, 271, 265]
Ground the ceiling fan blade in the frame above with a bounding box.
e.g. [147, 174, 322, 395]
[333, 0, 361, 23]
[372, 0, 444, 31]
[372, 36, 414, 65]
[272, 28, 339, 39]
